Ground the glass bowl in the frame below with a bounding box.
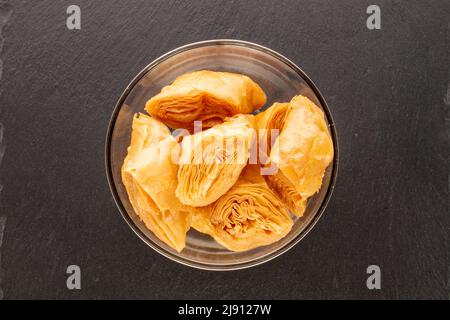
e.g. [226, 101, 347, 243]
[105, 39, 338, 270]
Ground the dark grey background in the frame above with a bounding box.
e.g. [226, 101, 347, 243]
[0, 0, 448, 300]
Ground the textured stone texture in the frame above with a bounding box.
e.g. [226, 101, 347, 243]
[0, 0, 448, 299]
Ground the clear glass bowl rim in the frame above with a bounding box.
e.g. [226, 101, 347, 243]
[105, 39, 339, 271]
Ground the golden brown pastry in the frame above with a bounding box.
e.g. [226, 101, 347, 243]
[145, 70, 266, 130]
[176, 114, 255, 207]
[191, 165, 293, 252]
[256, 95, 334, 216]
[121, 113, 193, 252]
[254, 102, 290, 163]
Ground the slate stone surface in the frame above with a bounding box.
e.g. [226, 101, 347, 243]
[0, 0, 448, 299]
